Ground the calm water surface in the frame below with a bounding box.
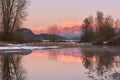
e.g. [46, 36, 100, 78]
[0, 46, 120, 80]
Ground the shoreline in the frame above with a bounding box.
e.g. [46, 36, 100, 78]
[0, 41, 119, 48]
[0, 42, 80, 48]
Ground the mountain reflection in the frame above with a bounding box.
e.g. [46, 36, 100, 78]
[0, 50, 32, 80]
[34, 47, 120, 80]
[43, 48, 82, 62]
[81, 46, 120, 80]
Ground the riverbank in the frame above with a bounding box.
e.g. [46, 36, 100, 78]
[27, 42, 80, 48]
[0, 41, 119, 49]
[0, 42, 80, 48]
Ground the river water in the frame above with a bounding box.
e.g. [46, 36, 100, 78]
[0, 45, 120, 80]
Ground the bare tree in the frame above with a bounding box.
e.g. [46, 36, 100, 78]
[47, 25, 60, 42]
[48, 25, 59, 35]
[95, 11, 115, 41]
[96, 11, 104, 28]
[80, 15, 95, 42]
[0, 0, 28, 41]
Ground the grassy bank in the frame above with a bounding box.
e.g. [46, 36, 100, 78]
[0, 41, 80, 48]
[28, 42, 80, 48]
[0, 41, 9, 46]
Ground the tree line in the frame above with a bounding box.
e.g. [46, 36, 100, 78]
[80, 11, 120, 43]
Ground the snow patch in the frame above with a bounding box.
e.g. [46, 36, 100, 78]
[0, 45, 59, 50]
[7, 44, 27, 47]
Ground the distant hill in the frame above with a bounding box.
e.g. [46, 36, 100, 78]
[13, 28, 41, 42]
[37, 34, 67, 41]
[12, 28, 66, 42]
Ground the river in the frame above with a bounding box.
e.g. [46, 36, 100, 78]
[0, 45, 120, 80]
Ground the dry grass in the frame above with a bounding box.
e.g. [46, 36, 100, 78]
[27, 42, 80, 48]
[0, 41, 9, 46]
[0, 41, 80, 48]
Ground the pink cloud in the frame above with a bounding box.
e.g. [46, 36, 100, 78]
[57, 21, 82, 28]
[25, 21, 82, 34]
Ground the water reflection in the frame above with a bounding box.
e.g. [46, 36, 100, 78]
[81, 46, 120, 80]
[48, 49, 59, 61]
[0, 50, 32, 80]
[0, 46, 120, 80]
[44, 48, 83, 62]
[32, 47, 120, 80]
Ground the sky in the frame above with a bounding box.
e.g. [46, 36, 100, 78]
[23, 0, 120, 33]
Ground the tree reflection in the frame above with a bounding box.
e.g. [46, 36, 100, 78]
[48, 50, 58, 61]
[96, 53, 114, 75]
[81, 46, 120, 80]
[0, 54, 26, 80]
[0, 49, 32, 80]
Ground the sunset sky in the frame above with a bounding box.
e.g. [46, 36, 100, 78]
[23, 0, 120, 33]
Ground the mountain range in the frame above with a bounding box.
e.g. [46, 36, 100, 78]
[12, 28, 66, 42]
